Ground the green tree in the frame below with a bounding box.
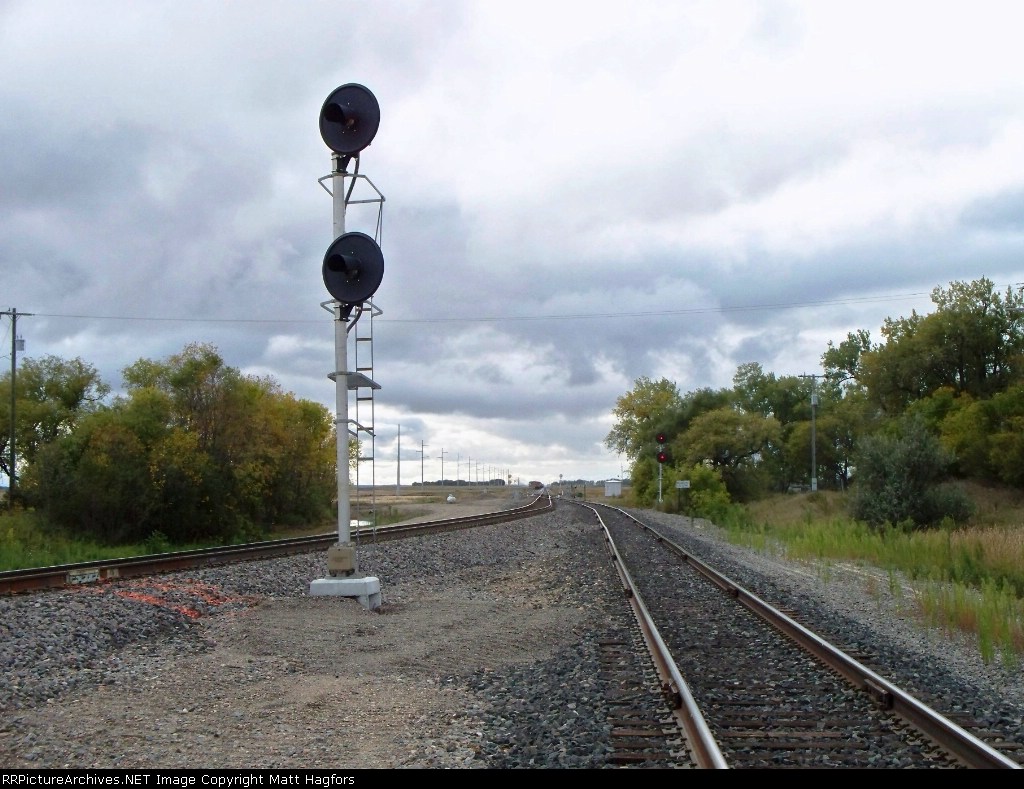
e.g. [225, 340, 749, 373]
[861, 278, 1024, 413]
[980, 384, 1024, 487]
[849, 416, 974, 529]
[30, 411, 154, 543]
[683, 463, 732, 522]
[605, 377, 682, 461]
[820, 392, 873, 489]
[655, 386, 735, 462]
[27, 344, 336, 544]
[733, 363, 806, 424]
[733, 363, 822, 491]
[675, 407, 782, 500]
[0, 355, 110, 486]
[822, 329, 872, 392]
[629, 456, 660, 506]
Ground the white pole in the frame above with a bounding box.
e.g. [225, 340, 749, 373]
[811, 389, 818, 492]
[396, 424, 401, 496]
[331, 153, 351, 546]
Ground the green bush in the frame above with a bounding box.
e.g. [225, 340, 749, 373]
[849, 415, 973, 529]
[144, 530, 172, 554]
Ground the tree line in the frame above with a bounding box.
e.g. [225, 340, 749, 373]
[1, 342, 338, 545]
[605, 277, 1024, 529]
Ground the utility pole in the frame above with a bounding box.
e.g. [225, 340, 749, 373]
[416, 440, 427, 486]
[438, 448, 448, 486]
[396, 424, 401, 496]
[799, 373, 821, 492]
[2, 308, 31, 510]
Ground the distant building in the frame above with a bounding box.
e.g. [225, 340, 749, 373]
[604, 478, 622, 497]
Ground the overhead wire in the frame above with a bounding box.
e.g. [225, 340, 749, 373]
[23, 290, 931, 326]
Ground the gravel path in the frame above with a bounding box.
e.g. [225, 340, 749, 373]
[1, 498, 1022, 769]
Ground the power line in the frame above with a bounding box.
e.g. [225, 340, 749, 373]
[24, 291, 930, 327]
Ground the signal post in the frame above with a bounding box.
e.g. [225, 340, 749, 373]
[656, 432, 668, 504]
[308, 84, 384, 610]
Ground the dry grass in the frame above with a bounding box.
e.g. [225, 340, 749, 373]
[746, 481, 1024, 533]
[741, 483, 1024, 666]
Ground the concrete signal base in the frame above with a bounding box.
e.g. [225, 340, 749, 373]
[309, 575, 383, 610]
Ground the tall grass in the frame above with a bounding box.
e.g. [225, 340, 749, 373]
[738, 491, 1024, 666]
[0, 494, 437, 571]
[0, 510, 162, 570]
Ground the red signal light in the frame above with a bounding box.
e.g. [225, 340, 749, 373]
[656, 433, 667, 445]
[657, 451, 668, 464]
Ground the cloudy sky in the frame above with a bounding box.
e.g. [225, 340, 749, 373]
[4, 1, 1024, 488]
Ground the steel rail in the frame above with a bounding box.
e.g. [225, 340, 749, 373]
[0, 495, 552, 596]
[588, 500, 1022, 770]
[578, 500, 729, 768]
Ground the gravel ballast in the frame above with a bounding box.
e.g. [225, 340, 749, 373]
[1, 499, 1022, 769]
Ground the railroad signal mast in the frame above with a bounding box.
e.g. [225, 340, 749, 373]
[656, 433, 668, 503]
[308, 84, 385, 610]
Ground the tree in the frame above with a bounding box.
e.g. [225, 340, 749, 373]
[973, 384, 1024, 487]
[676, 407, 782, 500]
[861, 279, 1024, 413]
[733, 363, 806, 424]
[681, 463, 732, 521]
[733, 363, 821, 491]
[605, 377, 682, 461]
[122, 342, 235, 452]
[27, 344, 336, 544]
[657, 386, 735, 456]
[849, 416, 974, 529]
[30, 411, 155, 543]
[0, 355, 110, 484]
[818, 392, 873, 489]
[822, 329, 872, 392]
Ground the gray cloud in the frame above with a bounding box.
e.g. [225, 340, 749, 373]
[5, 1, 1024, 485]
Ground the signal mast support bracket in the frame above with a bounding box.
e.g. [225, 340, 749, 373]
[328, 370, 380, 391]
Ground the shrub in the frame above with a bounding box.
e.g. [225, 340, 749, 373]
[849, 415, 972, 529]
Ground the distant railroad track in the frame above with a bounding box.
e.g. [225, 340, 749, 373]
[0, 494, 553, 596]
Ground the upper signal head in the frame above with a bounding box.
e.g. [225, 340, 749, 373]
[319, 84, 380, 155]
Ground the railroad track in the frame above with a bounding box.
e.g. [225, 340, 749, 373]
[0, 494, 553, 595]
[3, 494, 1021, 768]
[568, 499, 1023, 769]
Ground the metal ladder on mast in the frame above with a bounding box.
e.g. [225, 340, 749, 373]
[351, 301, 381, 536]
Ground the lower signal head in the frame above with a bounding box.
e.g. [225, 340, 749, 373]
[322, 231, 385, 304]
